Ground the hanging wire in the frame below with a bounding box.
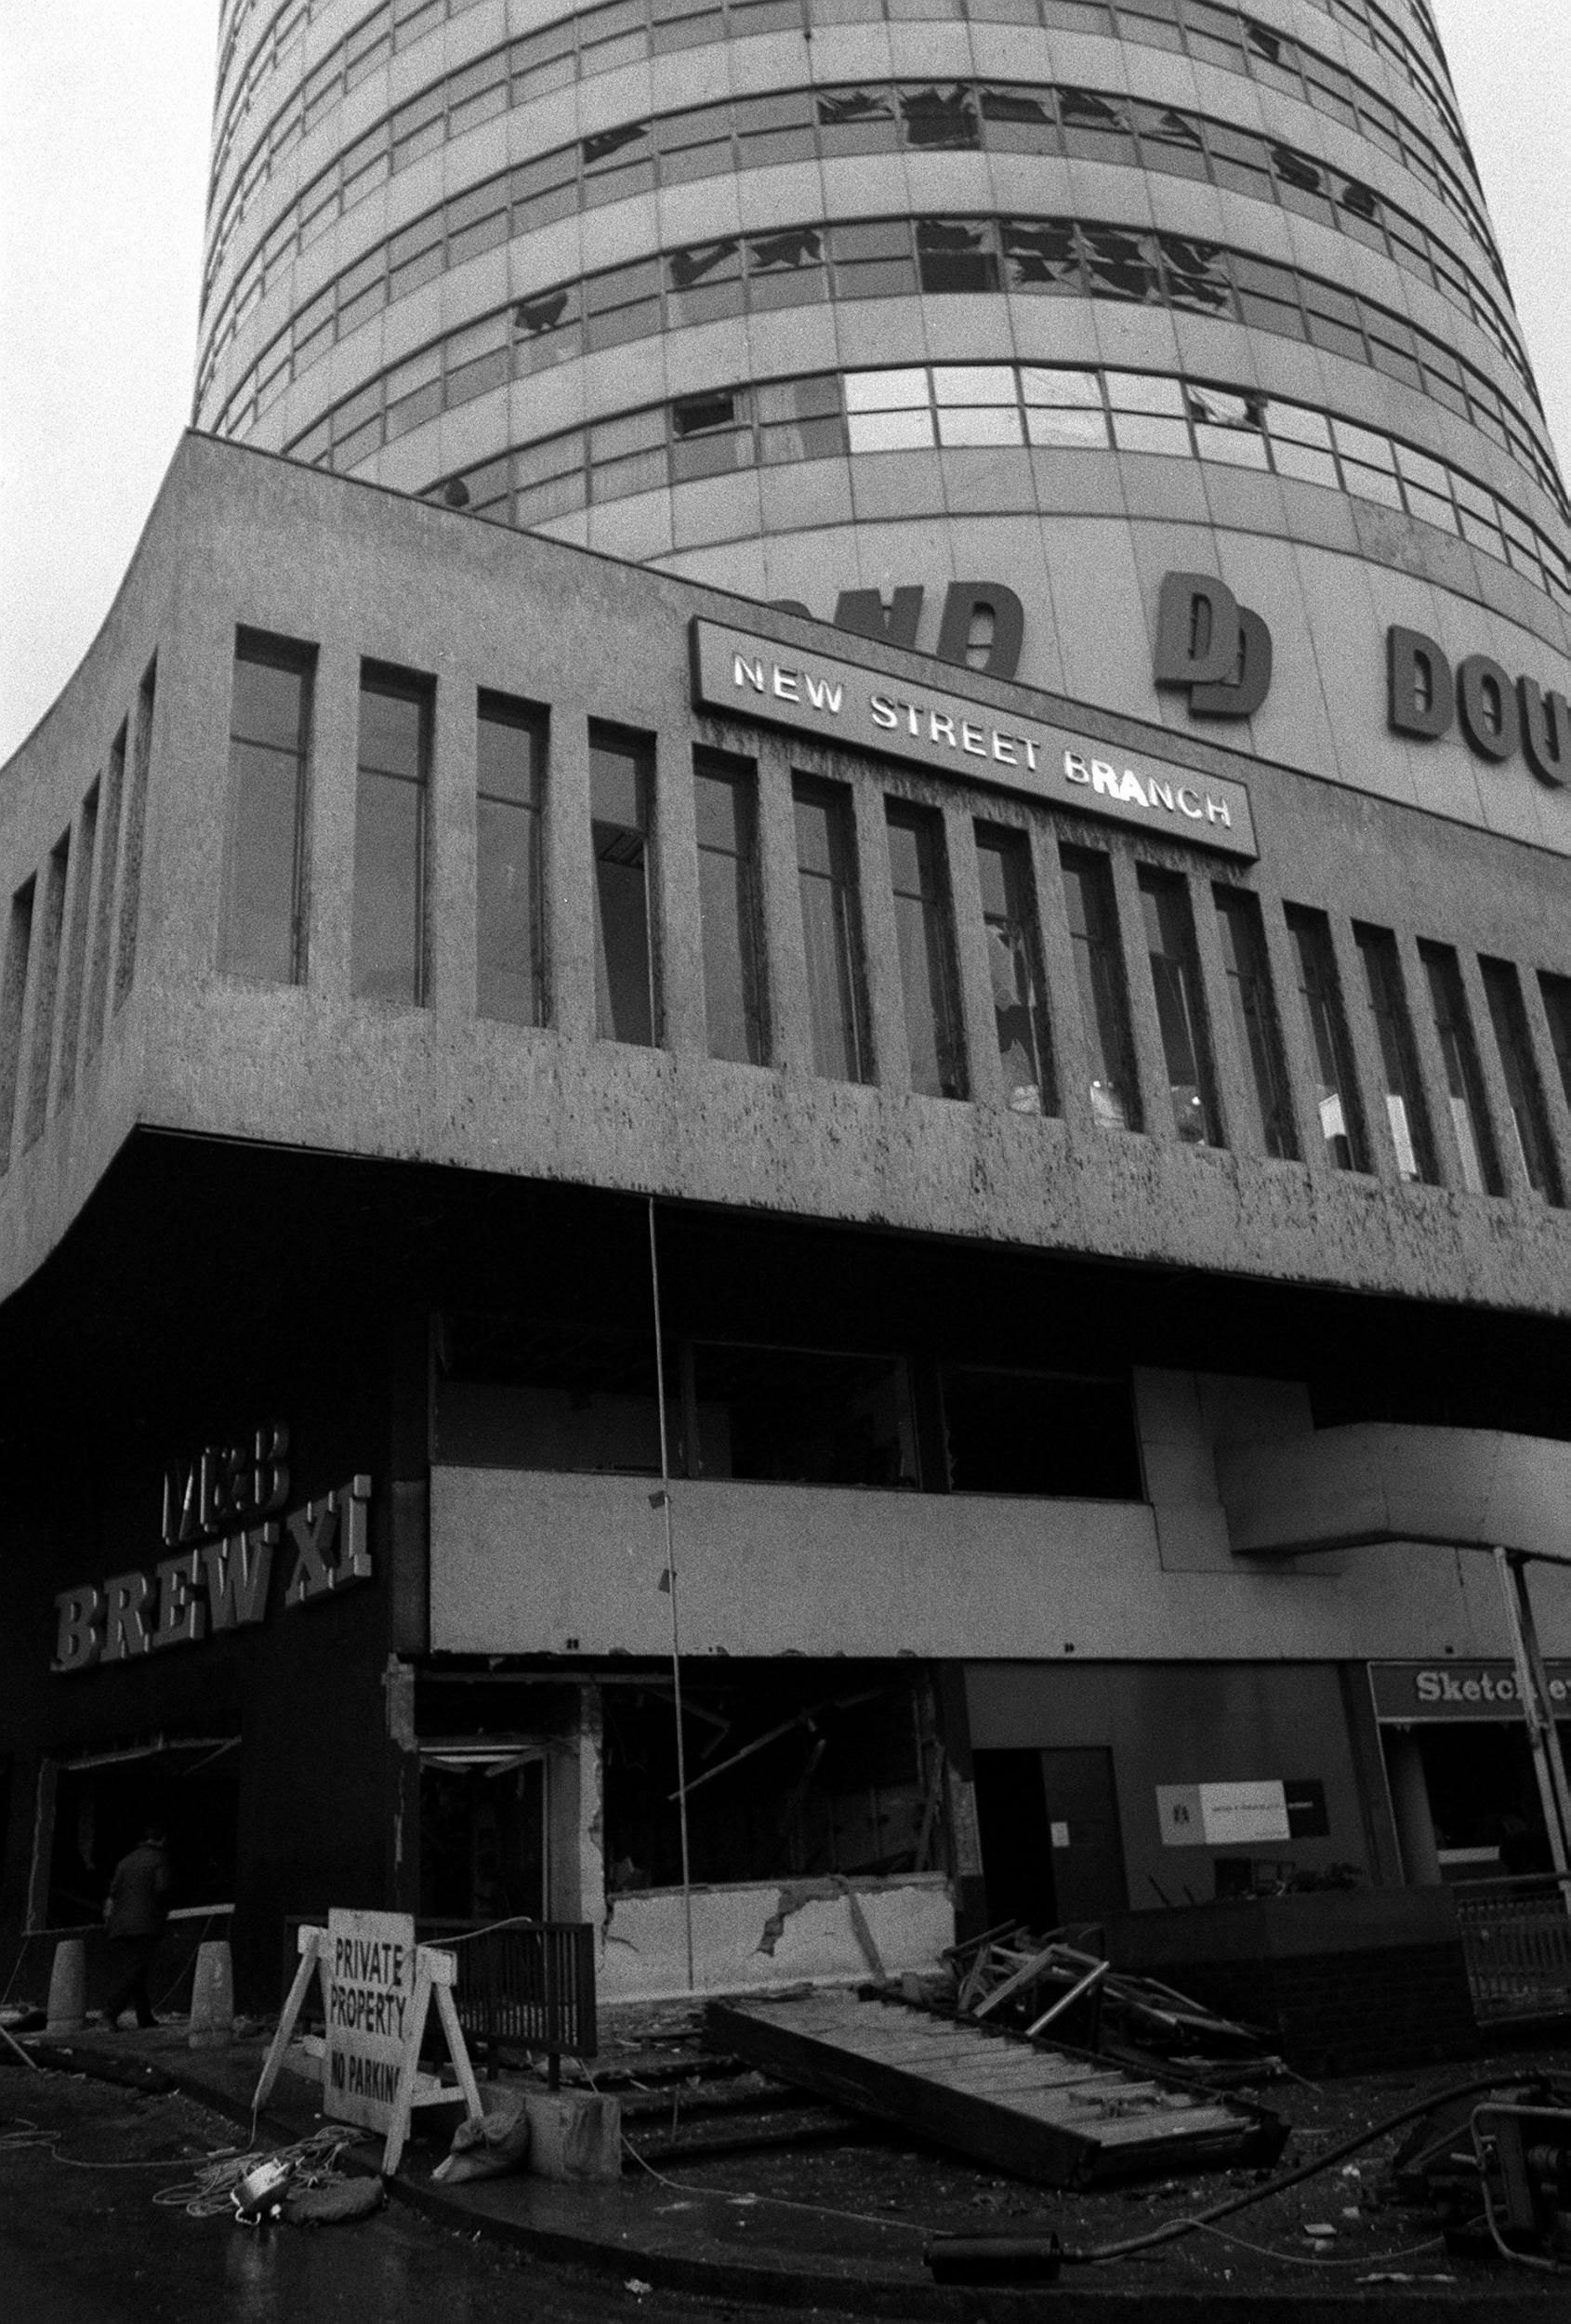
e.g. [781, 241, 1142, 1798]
[648, 1197, 695, 1993]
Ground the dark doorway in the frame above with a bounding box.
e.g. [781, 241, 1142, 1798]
[1039, 1747, 1128, 1922]
[419, 1757, 547, 1921]
[973, 1748, 1057, 1932]
[1416, 1722, 1564, 1877]
[974, 1745, 1129, 1933]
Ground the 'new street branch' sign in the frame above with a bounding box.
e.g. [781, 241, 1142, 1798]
[691, 619, 1258, 860]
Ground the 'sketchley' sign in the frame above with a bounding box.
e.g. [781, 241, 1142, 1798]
[691, 620, 1258, 860]
[1369, 1659, 1571, 1722]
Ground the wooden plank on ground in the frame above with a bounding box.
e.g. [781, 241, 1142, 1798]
[707, 1992, 1284, 2189]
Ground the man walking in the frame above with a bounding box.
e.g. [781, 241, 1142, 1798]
[100, 1828, 171, 2030]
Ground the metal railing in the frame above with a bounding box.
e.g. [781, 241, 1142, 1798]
[1454, 1877, 1571, 2023]
[282, 1914, 596, 2080]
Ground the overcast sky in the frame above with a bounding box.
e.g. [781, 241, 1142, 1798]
[1, 0, 1566, 761]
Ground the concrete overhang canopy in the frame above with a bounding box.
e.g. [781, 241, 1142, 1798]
[1216, 1423, 1571, 1567]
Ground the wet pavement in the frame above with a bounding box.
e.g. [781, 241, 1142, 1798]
[0, 2067, 812, 2324]
[11, 2010, 1571, 2317]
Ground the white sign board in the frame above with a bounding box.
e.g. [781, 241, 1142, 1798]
[1157, 1781, 1292, 1847]
[323, 1907, 416, 2130]
[690, 618, 1259, 859]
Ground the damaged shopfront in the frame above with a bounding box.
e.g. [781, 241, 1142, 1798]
[405, 1657, 956, 2000]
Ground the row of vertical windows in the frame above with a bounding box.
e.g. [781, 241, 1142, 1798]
[219, 632, 1571, 1202]
[274, 215, 1562, 527]
[200, 0, 1496, 391]
[0, 667, 156, 1169]
[217, 0, 1459, 197]
[207, 71, 1532, 436]
[426, 363, 1571, 610]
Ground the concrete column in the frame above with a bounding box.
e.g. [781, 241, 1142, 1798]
[1031, 824, 1093, 1133]
[305, 643, 361, 1004]
[1187, 865, 1256, 1158]
[652, 725, 705, 1058]
[427, 671, 476, 1023]
[547, 709, 594, 1043]
[942, 797, 999, 1111]
[1395, 931, 1468, 1192]
[1384, 1730, 1443, 1885]
[1108, 849, 1168, 1143]
[753, 733, 812, 1076]
[851, 780, 907, 1093]
[1263, 899, 1334, 1176]
[1457, 948, 1533, 1201]
[1521, 967, 1571, 1190]
[1323, 915, 1390, 1182]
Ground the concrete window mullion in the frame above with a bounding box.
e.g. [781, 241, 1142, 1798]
[1395, 930, 1471, 1194]
[1459, 948, 1534, 1202]
[303, 643, 362, 1004]
[1522, 967, 1571, 1188]
[1258, 895, 1326, 1175]
[1186, 868, 1253, 1158]
[941, 799, 1000, 1113]
[653, 730, 705, 1058]
[852, 780, 908, 1094]
[1107, 849, 1169, 1146]
[426, 673, 476, 1023]
[1034, 826, 1093, 1133]
[755, 736, 812, 1076]
[546, 710, 594, 1044]
[1324, 915, 1399, 1185]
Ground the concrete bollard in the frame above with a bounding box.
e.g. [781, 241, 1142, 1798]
[45, 1937, 87, 2035]
[187, 1939, 235, 2049]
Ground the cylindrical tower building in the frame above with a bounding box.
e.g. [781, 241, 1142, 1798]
[195, 0, 1571, 829]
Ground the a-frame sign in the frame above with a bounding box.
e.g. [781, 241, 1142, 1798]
[253, 1908, 483, 2174]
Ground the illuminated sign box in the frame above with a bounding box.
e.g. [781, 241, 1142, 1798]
[691, 619, 1258, 860]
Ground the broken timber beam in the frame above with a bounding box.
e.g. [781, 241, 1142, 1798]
[707, 1989, 1285, 2190]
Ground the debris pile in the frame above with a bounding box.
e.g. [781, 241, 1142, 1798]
[1381, 2071, 1571, 2268]
[921, 1921, 1279, 2081]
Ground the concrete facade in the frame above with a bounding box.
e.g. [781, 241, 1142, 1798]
[3, 0, 1571, 2009]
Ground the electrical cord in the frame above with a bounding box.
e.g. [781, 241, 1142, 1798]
[1058, 2075, 1546, 2265]
[1185, 2219, 1447, 2270]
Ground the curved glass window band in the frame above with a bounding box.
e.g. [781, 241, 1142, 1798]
[200, 71, 1537, 453]
[266, 211, 1567, 529]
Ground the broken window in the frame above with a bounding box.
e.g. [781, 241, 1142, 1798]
[601, 1668, 941, 1889]
[1140, 868, 1222, 1146]
[975, 824, 1054, 1116]
[591, 726, 657, 1046]
[1215, 886, 1296, 1159]
[693, 751, 767, 1064]
[899, 85, 977, 150]
[1353, 922, 1436, 1183]
[794, 775, 872, 1082]
[1285, 905, 1366, 1171]
[886, 803, 965, 1100]
[1060, 846, 1140, 1131]
[940, 1367, 1142, 1498]
[687, 1344, 918, 1487]
[433, 1315, 669, 1472]
[1481, 957, 1563, 1203]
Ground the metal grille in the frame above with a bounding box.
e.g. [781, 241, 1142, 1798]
[420, 1919, 598, 2063]
[1455, 1878, 1571, 2022]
